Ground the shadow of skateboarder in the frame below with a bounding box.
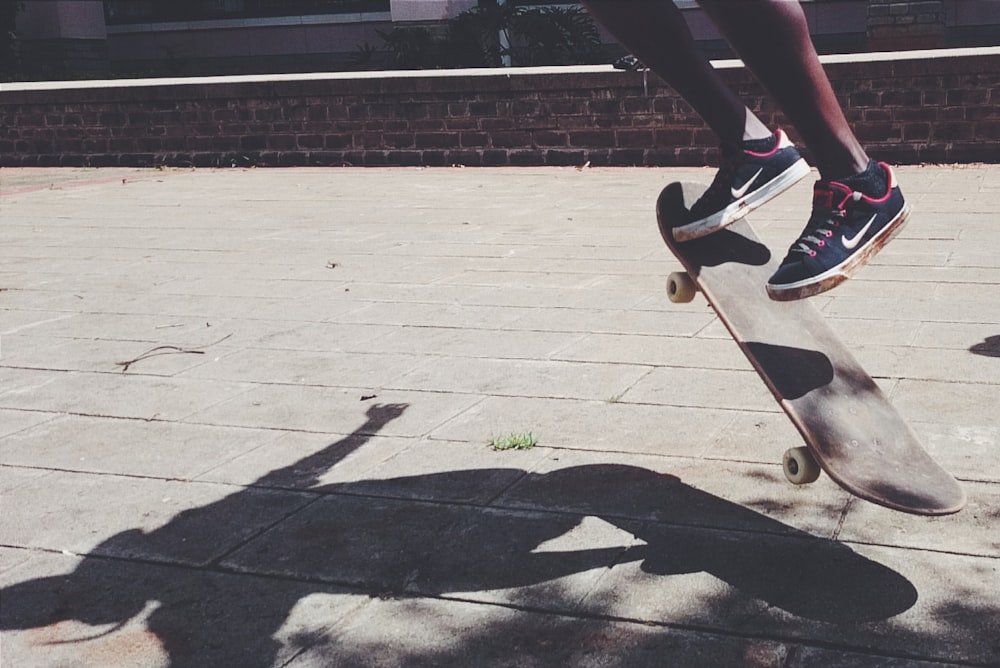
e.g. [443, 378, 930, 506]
[1, 403, 918, 666]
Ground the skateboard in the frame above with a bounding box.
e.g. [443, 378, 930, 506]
[656, 181, 965, 516]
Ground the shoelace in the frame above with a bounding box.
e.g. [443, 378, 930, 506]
[790, 191, 863, 258]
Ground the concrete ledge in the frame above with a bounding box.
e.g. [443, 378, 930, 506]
[2, 47, 998, 167]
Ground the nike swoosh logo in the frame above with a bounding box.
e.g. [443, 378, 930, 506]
[731, 168, 763, 199]
[841, 214, 878, 250]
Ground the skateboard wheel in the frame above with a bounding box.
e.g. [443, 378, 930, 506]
[783, 447, 821, 485]
[667, 272, 696, 303]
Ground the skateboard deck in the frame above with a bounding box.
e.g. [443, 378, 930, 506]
[656, 181, 965, 516]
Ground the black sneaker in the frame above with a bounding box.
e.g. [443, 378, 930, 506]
[674, 128, 810, 241]
[766, 161, 908, 301]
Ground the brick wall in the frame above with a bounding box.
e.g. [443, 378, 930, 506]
[868, 0, 946, 51]
[2, 49, 998, 169]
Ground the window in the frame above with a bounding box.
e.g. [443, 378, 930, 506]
[104, 0, 390, 25]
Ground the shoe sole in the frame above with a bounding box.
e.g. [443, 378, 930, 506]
[766, 204, 910, 302]
[672, 158, 811, 242]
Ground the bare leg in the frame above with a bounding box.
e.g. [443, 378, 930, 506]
[583, 0, 902, 299]
[581, 0, 770, 146]
[697, 0, 869, 180]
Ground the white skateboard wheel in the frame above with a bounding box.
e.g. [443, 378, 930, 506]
[667, 271, 696, 303]
[783, 446, 821, 484]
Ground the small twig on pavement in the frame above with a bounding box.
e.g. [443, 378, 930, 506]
[116, 334, 233, 373]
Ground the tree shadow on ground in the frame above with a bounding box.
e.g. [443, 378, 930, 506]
[970, 335, 1000, 358]
[0, 402, 976, 667]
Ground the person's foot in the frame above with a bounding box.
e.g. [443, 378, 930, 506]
[674, 128, 810, 242]
[766, 161, 908, 301]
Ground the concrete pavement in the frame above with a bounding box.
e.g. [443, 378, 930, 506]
[1, 165, 998, 667]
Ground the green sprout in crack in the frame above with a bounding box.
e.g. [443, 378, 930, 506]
[490, 432, 538, 451]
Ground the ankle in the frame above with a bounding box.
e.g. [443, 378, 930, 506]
[741, 133, 778, 154]
[720, 131, 776, 161]
[835, 160, 888, 198]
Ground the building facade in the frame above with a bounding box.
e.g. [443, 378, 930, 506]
[6, 0, 1000, 81]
